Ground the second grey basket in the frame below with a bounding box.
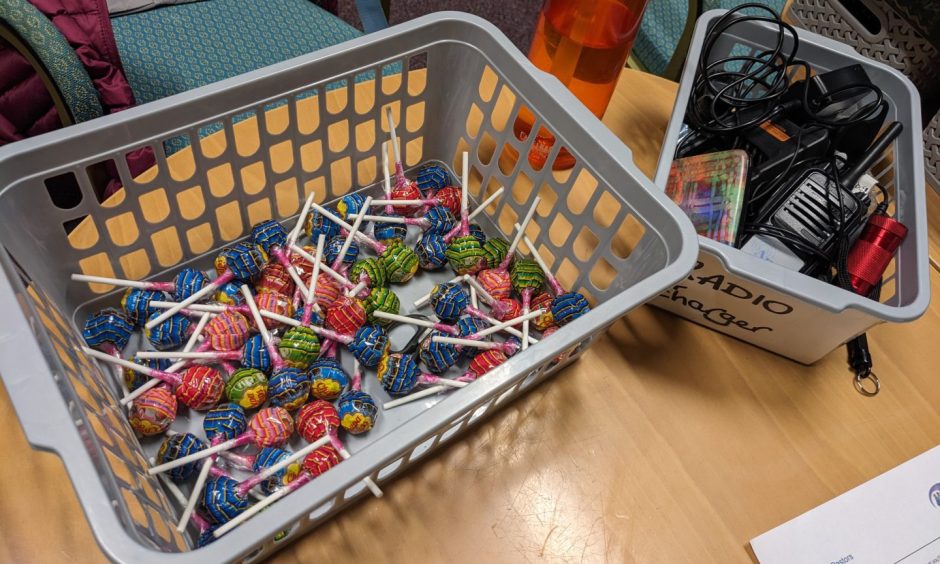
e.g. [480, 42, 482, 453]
[0, 12, 697, 564]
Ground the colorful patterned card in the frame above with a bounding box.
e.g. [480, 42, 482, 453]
[666, 150, 748, 245]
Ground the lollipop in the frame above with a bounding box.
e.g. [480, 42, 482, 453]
[143, 311, 194, 350]
[372, 215, 408, 244]
[202, 476, 250, 524]
[307, 348, 349, 400]
[337, 359, 377, 434]
[510, 258, 545, 349]
[249, 220, 304, 291]
[223, 367, 269, 409]
[86, 348, 224, 411]
[325, 295, 367, 336]
[71, 267, 209, 303]
[304, 205, 342, 241]
[295, 400, 340, 443]
[306, 203, 419, 284]
[481, 237, 510, 270]
[385, 107, 422, 215]
[530, 291, 556, 331]
[361, 286, 400, 325]
[278, 326, 321, 369]
[519, 231, 591, 327]
[215, 281, 246, 306]
[255, 263, 295, 297]
[146, 241, 266, 328]
[376, 353, 466, 397]
[415, 231, 449, 270]
[347, 257, 387, 296]
[202, 309, 252, 351]
[128, 386, 177, 435]
[416, 163, 450, 194]
[82, 308, 134, 355]
[473, 195, 541, 299]
[156, 433, 207, 482]
[149, 406, 295, 474]
[444, 153, 485, 275]
[336, 193, 367, 219]
[242, 333, 272, 373]
[419, 329, 461, 374]
[324, 236, 360, 270]
[120, 288, 165, 327]
[426, 281, 509, 325]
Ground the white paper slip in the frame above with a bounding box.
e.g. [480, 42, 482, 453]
[751, 445, 940, 564]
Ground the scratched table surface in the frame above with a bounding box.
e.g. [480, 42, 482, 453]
[2, 69, 940, 563]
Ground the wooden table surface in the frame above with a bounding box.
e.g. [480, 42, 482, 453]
[2, 69, 939, 564]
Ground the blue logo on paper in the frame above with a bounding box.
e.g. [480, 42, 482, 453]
[930, 483, 940, 508]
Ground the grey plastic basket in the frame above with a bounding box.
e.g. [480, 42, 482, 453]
[653, 10, 929, 364]
[0, 13, 697, 563]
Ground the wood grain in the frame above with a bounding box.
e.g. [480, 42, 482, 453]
[4, 69, 939, 564]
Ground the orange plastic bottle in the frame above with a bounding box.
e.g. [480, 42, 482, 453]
[516, 0, 649, 170]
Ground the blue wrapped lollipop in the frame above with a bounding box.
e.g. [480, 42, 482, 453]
[144, 311, 192, 351]
[376, 353, 465, 396]
[324, 235, 360, 267]
[416, 163, 450, 195]
[82, 308, 134, 354]
[267, 367, 310, 411]
[204, 403, 248, 443]
[415, 232, 448, 270]
[419, 329, 460, 374]
[120, 288, 165, 327]
[521, 233, 591, 326]
[203, 476, 250, 524]
[373, 215, 407, 243]
[304, 206, 342, 241]
[337, 360, 377, 434]
[308, 354, 349, 401]
[428, 282, 470, 323]
[156, 433, 207, 482]
[250, 447, 303, 495]
[241, 334, 272, 373]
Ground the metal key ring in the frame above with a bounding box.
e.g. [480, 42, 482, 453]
[854, 369, 880, 397]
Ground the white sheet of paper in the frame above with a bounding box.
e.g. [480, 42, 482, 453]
[751, 445, 940, 564]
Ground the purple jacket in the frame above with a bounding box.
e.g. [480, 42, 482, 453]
[1, 0, 151, 194]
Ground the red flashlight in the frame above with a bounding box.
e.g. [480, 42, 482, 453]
[846, 214, 908, 296]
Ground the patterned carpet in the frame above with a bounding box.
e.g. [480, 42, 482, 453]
[337, 0, 542, 54]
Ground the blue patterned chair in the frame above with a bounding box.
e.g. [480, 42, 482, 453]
[110, 0, 370, 105]
[632, 0, 787, 78]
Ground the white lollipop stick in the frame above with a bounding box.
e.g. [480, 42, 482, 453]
[331, 197, 371, 271]
[148, 435, 244, 474]
[462, 274, 497, 305]
[177, 454, 213, 532]
[502, 197, 541, 267]
[158, 470, 189, 507]
[460, 152, 469, 222]
[240, 285, 274, 346]
[384, 386, 448, 409]
[333, 443, 383, 497]
[522, 308, 530, 351]
[470, 285, 479, 310]
[468, 186, 505, 221]
[477, 313, 538, 345]
[346, 281, 367, 298]
[119, 313, 210, 406]
[413, 275, 463, 307]
[70, 273, 151, 289]
[471, 308, 545, 339]
[303, 233, 326, 318]
[288, 191, 316, 249]
[148, 300, 299, 327]
[346, 214, 408, 223]
[430, 336, 504, 349]
[382, 141, 395, 214]
[371, 311, 458, 334]
[386, 106, 403, 179]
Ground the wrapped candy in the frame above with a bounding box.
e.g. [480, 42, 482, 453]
[337, 359, 377, 434]
[415, 232, 449, 270]
[308, 356, 349, 400]
[362, 286, 400, 325]
[120, 288, 165, 327]
[128, 386, 177, 436]
[444, 154, 485, 275]
[376, 353, 466, 396]
[481, 237, 510, 270]
[278, 326, 321, 369]
[336, 193, 366, 219]
[86, 348, 225, 410]
[324, 235, 360, 268]
[215, 281, 245, 306]
[82, 308, 134, 354]
[531, 291, 556, 331]
[295, 400, 340, 443]
[304, 206, 342, 241]
[224, 368, 269, 409]
[255, 263, 294, 296]
[156, 433, 207, 482]
[204, 309, 252, 351]
[419, 329, 461, 374]
[202, 476, 249, 524]
[373, 215, 408, 243]
[204, 403, 248, 442]
[267, 367, 310, 411]
[416, 163, 450, 194]
[353, 205, 456, 234]
[124, 358, 170, 392]
[349, 258, 386, 291]
[325, 296, 367, 336]
[248, 447, 304, 495]
[241, 334, 271, 373]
